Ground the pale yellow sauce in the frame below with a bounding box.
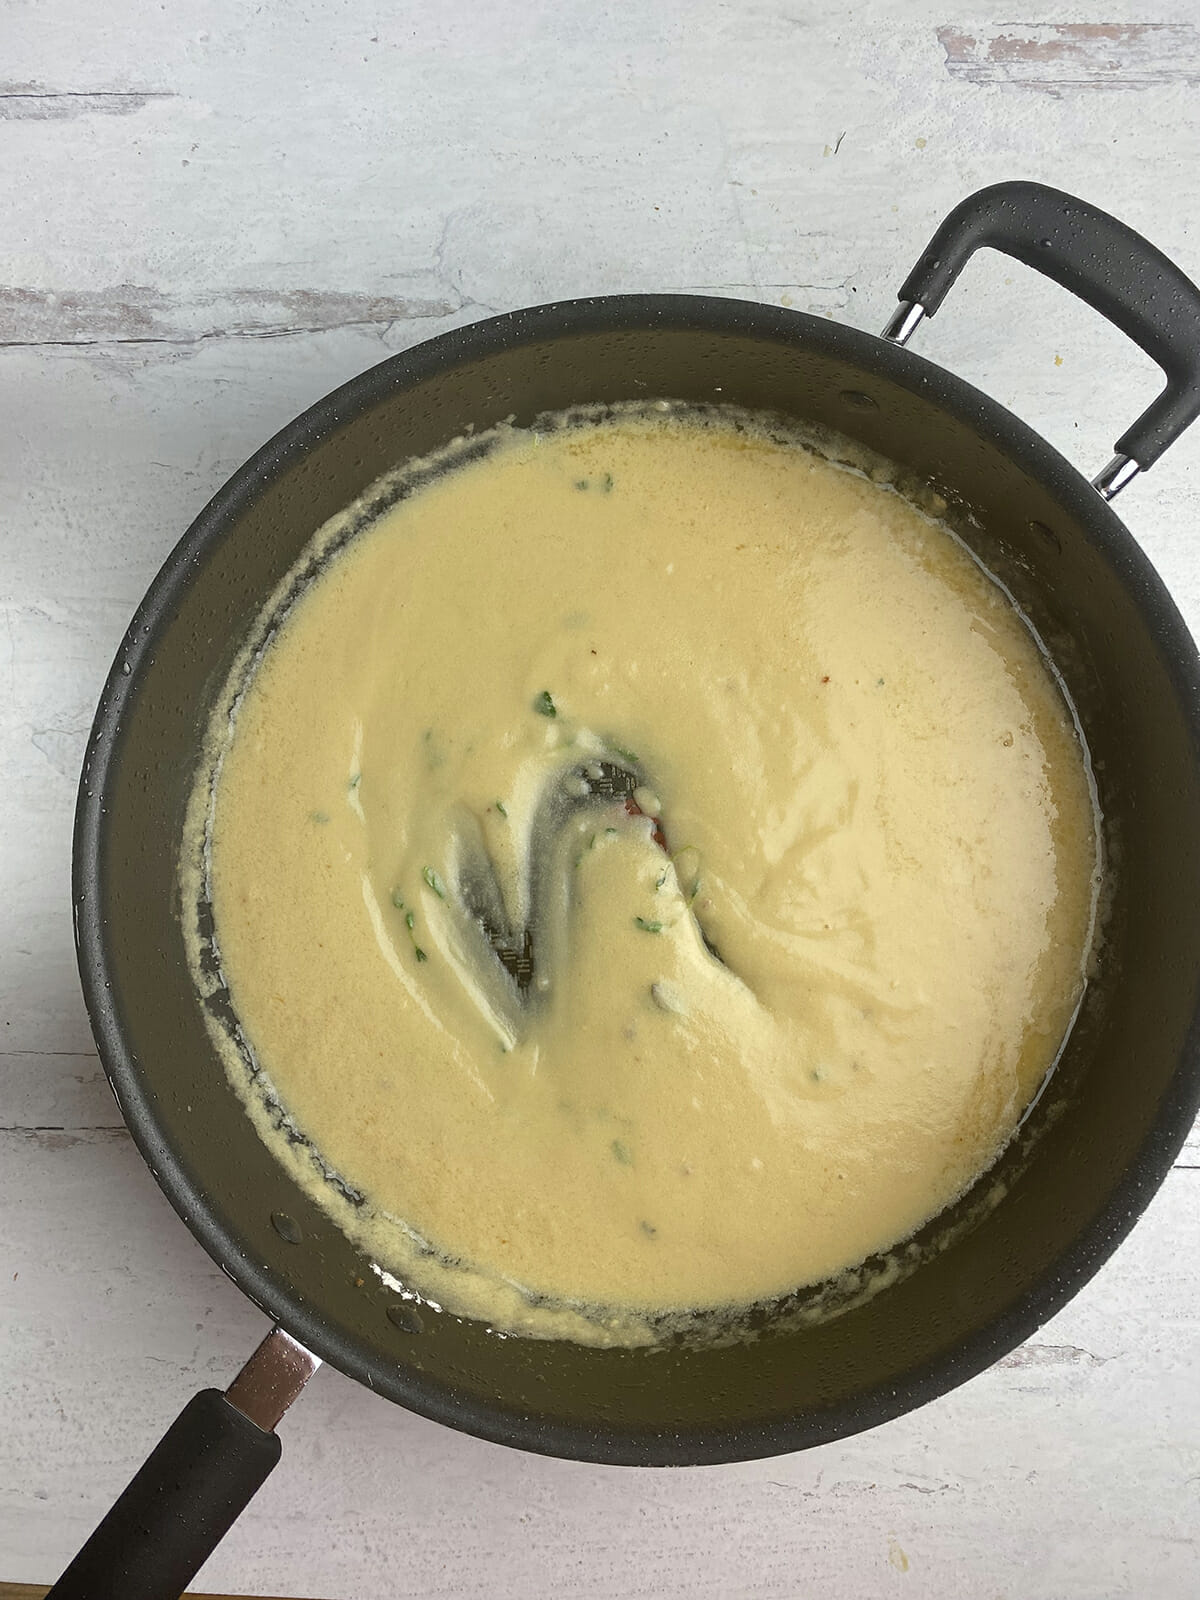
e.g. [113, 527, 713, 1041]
[186, 410, 1099, 1345]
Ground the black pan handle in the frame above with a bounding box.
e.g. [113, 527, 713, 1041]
[884, 180, 1200, 494]
[47, 1328, 318, 1600]
[46, 1389, 279, 1600]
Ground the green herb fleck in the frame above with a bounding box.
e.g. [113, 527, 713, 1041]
[495, 800, 508, 818]
[310, 810, 330, 825]
[639, 1220, 657, 1238]
[348, 773, 361, 790]
[611, 745, 638, 764]
[423, 866, 447, 899]
[534, 689, 557, 718]
[601, 472, 614, 493]
[655, 869, 668, 890]
[634, 916, 664, 934]
[395, 894, 427, 961]
[605, 825, 618, 835]
[876, 677, 885, 687]
[574, 478, 590, 491]
[611, 1138, 632, 1165]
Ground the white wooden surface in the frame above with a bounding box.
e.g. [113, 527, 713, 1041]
[3, 3, 1200, 1595]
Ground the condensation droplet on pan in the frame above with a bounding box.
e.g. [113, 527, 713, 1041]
[270, 1211, 303, 1244]
[1028, 519, 1061, 554]
[386, 1302, 425, 1335]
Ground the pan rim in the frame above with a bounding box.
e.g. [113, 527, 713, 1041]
[73, 292, 1200, 1464]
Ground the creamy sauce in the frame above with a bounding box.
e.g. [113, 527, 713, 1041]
[184, 409, 1100, 1344]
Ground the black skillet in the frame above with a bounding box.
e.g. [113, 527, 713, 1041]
[53, 183, 1200, 1597]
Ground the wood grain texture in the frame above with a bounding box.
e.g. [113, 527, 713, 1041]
[0, 286, 460, 346]
[0, 84, 178, 121]
[3, 1, 1199, 1596]
[937, 23, 1200, 94]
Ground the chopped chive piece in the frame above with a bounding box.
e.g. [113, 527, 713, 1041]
[423, 866, 447, 898]
[310, 810, 330, 825]
[534, 689, 557, 718]
[655, 869, 667, 890]
[612, 745, 638, 764]
[601, 472, 614, 492]
[611, 1138, 632, 1165]
[349, 773, 361, 790]
[391, 889, 405, 909]
[495, 800, 508, 818]
[405, 911, 415, 930]
[414, 947, 428, 962]
[639, 1219, 657, 1237]
[606, 825, 618, 834]
[574, 478, 589, 490]
[634, 916, 664, 934]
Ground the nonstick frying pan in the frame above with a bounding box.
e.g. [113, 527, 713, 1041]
[54, 183, 1200, 1597]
